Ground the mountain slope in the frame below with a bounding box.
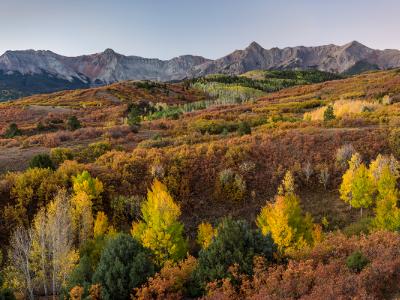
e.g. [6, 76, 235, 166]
[191, 41, 400, 76]
[1, 41, 400, 101]
[0, 49, 210, 84]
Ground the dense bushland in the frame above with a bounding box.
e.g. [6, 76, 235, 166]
[1, 69, 400, 299]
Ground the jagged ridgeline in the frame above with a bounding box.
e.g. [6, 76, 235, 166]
[1, 41, 400, 101]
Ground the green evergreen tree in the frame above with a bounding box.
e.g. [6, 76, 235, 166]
[127, 107, 142, 127]
[346, 251, 369, 273]
[29, 153, 55, 170]
[67, 116, 81, 131]
[192, 218, 276, 295]
[92, 234, 155, 300]
[66, 235, 109, 298]
[323, 105, 335, 121]
[237, 121, 251, 136]
[4, 123, 22, 138]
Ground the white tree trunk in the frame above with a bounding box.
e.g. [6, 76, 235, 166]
[34, 209, 49, 297]
[10, 227, 34, 300]
[46, 190, 74, 298]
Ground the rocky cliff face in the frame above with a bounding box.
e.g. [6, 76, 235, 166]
[0, 49, 210, 84]
[1, 41, 400, 100]
[0, 50, 89, 82]
[191, 41, 400, 76]
[61, 49, 211, 83]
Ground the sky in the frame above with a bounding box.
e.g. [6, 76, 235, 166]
[0, 0, 399, 60]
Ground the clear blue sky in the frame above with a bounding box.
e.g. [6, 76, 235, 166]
[1, 0, 399, 59]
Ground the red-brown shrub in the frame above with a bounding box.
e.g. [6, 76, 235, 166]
[135, 256, 197, 300]
[205, 231, 400, 300]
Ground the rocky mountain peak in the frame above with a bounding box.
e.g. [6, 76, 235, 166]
[1, 41, 400, 88]
[102, 48, 117, 55]
[246, 41, 264, 52]
[342, 40, 371, 51]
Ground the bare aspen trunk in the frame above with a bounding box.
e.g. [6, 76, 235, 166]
[52, 236, 56, 299]
[39, 215, 48, 297]
[25, 256, 34, 300]
[41, 251, 48, 297]
[10, 227, 34, 300]
[47, 190, 75, 299]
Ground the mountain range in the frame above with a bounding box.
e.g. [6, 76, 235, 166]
[1, 41, 400, 100]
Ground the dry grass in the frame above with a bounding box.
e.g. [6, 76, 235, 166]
[0, 146, 49, 173]
[299, 188, 363, 230]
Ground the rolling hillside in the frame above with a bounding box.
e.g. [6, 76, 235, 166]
[2, 68, 400, 299]
[1, 69, 399, 224]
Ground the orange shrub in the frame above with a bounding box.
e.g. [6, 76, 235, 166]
[69, 286, 84, 300]
[135, 256, 197, 300]
[89, 284, 101, 300]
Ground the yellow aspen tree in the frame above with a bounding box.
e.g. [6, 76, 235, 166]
[69, 171, 104, 246]
[349, 164, 375, 217]
[70, 191, 94, 247]
[368, 155, 400, 229]
[340, 153, 362, 208]
[369, 154, 399, 186]
[196, 222, 215, 249]
[374, 166, 400, 230]
[72, 171, 103, 211]
[257, 171, 314, 253]
[257, 195, 294, 250]
[93, 211, 109, 238]
[374, 190, 400, 230]
[278, 170, 295, 196]
[131, 180, 188, 266]
[376, 165, 398, 200]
